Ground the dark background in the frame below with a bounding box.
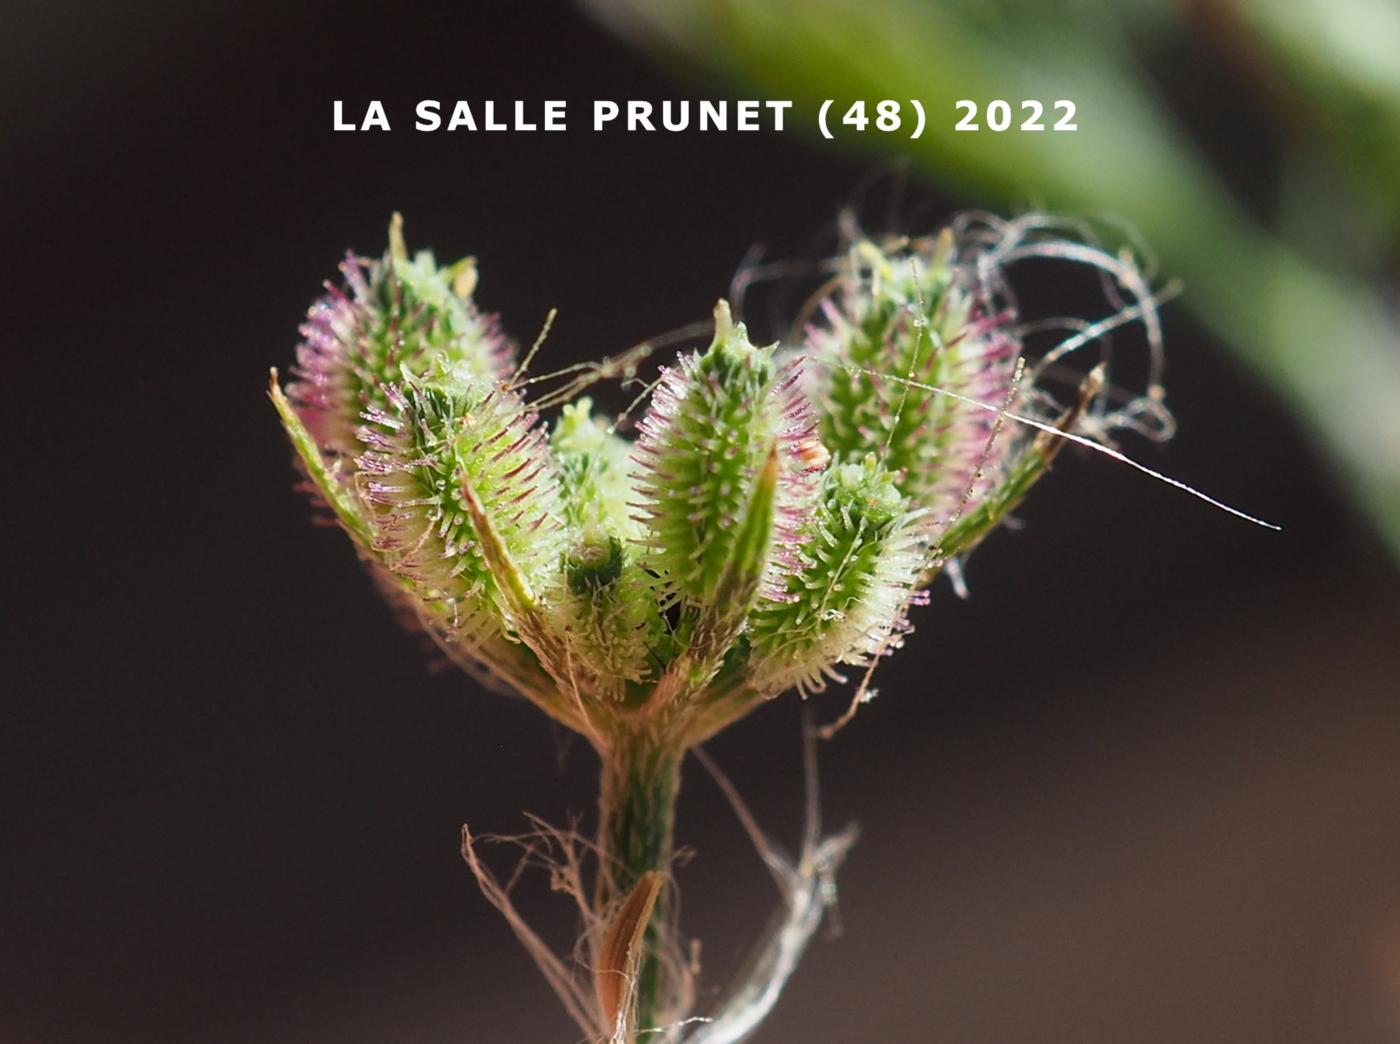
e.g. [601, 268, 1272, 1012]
[5, 4, 1398, 1042]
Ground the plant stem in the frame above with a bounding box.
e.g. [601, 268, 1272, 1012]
[597, 731, 682, 1036]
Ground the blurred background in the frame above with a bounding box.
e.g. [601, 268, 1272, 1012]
[4, 2, 1397, 1042]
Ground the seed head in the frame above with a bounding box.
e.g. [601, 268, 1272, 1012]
[273, 215, 1136, 743]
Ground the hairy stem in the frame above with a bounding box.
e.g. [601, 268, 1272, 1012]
[597, 732, 682, 1037]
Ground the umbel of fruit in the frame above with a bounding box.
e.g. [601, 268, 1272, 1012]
[271, 214, 1127, 1042]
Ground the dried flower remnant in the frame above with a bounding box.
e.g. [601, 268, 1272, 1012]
[272, 212, 1214, 1042]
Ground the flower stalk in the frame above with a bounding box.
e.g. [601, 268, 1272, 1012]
[596, 733, 682, 1033]
[272, 213, 1169, 1041]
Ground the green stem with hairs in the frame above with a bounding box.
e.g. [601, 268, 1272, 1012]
[597, 731, 682, 1036]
